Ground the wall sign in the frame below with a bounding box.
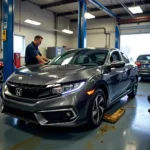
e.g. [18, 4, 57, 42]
[3, 30, 7, 41]
[4, 22, 7, 29]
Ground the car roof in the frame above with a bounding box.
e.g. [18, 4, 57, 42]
[68, 48, 117, 52]
[138, 54, 150, 56]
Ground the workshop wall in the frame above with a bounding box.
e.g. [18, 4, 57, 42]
[57, 17, 73, 48]
[13, 0, 72, 65]
[71, 18, 116, 49]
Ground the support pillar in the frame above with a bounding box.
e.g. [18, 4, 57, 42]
[78, 0, 87, 48]
[115, 25, 120, 49]
[3, 0, 14, 81]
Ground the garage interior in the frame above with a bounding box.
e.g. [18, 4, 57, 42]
[0, 0, 150, 150]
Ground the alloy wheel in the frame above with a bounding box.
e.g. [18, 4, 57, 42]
[92, 94, 105, 124]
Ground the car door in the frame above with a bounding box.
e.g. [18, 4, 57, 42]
[108, 50, 127, 101]
[120, 52, 133, 91]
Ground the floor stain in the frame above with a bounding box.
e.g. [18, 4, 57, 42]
[94, 125, 116, 140]
[10, 136, 41, 150]
[100, 141, 104, 143]
[137, 94, 143, 97]
[143, 90, 148, 92]
[86, 141, 94, 150]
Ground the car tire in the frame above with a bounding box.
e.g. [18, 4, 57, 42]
[87, 89, 106, 129]
[128, 79, 138, 98]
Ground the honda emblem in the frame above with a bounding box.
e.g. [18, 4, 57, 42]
[15, 88, 22, 97]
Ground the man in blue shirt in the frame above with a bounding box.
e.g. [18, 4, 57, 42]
[25, 35, 48, 65]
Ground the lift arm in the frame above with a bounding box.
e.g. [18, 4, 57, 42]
[89, 0, 119, 20]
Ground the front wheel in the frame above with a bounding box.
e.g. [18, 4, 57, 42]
[87, 89, 106, 129]
[128, 80, 138, 98]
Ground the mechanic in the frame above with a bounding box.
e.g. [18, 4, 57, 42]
[25, 35, 48, 65]
[62, 45, 67, 51]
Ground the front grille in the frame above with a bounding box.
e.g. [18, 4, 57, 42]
[7, 81, 43, 99]
[4, 94, 37, 104]
[6, 81, 60, 100]
[3, 105, 38, 123]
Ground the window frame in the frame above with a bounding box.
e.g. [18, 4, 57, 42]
[14, 34, 25, 57]
[121, 52, 130, 64]
[109, 50, 122, 63]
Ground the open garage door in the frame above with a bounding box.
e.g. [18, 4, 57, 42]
[120, 23, 150, 62]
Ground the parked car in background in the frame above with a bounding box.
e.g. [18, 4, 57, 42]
[135, 54, 150, 80]
[1, 48, 138, 128]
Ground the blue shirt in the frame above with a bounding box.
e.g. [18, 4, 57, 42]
[25, 42, 42, 65]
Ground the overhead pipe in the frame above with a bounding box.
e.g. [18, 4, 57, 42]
[106, 33, 111, 48]
[54, 13, 58, 47]
[117, 0, 135, 18]
[87, 27, 111, 48]
[118, 16, 150, 24]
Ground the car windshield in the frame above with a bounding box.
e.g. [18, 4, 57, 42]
[50, 49, 108, 66]
[137, 55, 150, 61]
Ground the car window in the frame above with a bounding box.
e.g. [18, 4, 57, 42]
[110, 51, 121, 62]
[137, 55, 150, 60]
[50, 49, 108, 66]
[121, 53, 130, 63]
[76, 53, 107, 65]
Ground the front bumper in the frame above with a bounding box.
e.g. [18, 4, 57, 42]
[1, 90, 89, 127]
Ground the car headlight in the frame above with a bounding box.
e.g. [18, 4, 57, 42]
[1, 83, 8, 97]
[2, 83, 8, 93]
[51, 81, 85, 95]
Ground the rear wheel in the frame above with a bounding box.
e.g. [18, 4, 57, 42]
[128, 80, 138, 98]
[87, 89, 106, 128]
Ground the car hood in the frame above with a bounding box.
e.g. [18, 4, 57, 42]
[8, 64, 98, 85]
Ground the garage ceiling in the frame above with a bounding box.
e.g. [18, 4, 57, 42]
[24, 0, 150, 21]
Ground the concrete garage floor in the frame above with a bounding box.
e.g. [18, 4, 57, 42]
[0, 80, 150, 150]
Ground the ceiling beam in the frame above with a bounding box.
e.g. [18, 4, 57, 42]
[58, 1, 150, 16]
[71, 10, 150, 22]
[40, 0, 77, 9]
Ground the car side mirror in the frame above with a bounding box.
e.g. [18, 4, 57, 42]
[110, 61, 125, 68]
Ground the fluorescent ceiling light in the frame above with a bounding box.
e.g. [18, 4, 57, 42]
[85, 12, 95, 19]
[62, 29, 73, 34]
[128, 6, 143, 14]
[24, 19, 41, 25]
